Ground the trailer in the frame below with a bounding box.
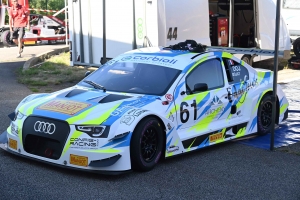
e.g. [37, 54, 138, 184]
[0, 0, 68, 47]
[281, 0, 300, 58]
[69, 0, 291, 67]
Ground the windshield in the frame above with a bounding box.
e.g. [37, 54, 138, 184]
[78, 62, 181, 95]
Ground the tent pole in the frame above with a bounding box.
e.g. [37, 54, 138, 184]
[270, 0, 281, 151]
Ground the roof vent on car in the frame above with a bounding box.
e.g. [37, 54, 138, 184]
[163, 40, 207, 53]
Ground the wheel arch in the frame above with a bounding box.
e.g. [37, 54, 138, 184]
[260, 91, 280, 124]
[131, 114, 167, 158]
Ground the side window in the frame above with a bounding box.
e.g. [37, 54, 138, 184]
[186, 59, 224, 93]
[223, 58, 249, 84]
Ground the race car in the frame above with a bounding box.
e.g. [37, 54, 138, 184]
[0, 40, 289, 174]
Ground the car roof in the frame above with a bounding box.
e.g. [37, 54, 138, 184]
[116, 47, 223, 71]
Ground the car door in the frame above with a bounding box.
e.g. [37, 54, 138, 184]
[222, 57, 252, 126]
[174, 57, 231, 143]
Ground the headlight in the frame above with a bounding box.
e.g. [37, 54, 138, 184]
[75, 125, 108, 138]
[14, 111, 25, 121]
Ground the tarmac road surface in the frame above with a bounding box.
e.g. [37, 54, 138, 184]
[0, 43, 67, 62]
[0, 47, 300, 199]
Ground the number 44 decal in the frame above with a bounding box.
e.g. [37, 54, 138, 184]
[167, 27, 178, 40]
[180, 100, 197, 123]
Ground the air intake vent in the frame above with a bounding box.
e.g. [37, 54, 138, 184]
[99, 94, 132, 103]
[65, 89, 87, 97]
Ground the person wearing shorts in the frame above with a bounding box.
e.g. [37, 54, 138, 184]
[9, 0, 30, 58]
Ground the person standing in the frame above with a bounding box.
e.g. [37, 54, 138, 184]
[9, 0, 30, 58]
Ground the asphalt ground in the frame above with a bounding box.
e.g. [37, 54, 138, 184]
[0, 43, 66, 62]
[0, 47, 300, 199]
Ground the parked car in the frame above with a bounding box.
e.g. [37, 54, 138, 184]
[0, 40, 289, 174]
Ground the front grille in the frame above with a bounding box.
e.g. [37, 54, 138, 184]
[22, 116, 70, 160]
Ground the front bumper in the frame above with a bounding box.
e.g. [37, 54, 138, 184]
[1, 129, 132, 174]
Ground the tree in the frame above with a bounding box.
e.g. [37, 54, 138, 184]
[28, 0, 66, 20]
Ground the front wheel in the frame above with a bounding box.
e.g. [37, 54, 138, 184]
[257, 95, 273, 135]
[130, 117, 164, 172]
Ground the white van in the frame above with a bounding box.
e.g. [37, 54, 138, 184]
[68, 0, 291, 67]
[281, 0, 300, 57]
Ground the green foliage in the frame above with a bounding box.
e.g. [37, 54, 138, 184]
[5, 12, 9, 25]
[28, 0, 66, 20]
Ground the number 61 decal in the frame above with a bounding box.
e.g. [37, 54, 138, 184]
[180, 100, 197, 123]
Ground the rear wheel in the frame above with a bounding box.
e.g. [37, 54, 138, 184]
[257, 95, 273, 135]
[241, 55, 253, 66]
[1, 30, 15, 47]
[293, 37, 300, 58]
[130, 117, 163, 172]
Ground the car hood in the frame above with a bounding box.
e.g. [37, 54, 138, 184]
[19, 86, 159, 124]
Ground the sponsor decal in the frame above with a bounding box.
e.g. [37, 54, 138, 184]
[137, 18, 144, 39]
[231, 79, 258, 100]
[231, 65, 241, 77]
[70, 154, 88, 167]
[69, 138, 99, 149]
[38, 100, 91, 115]
[205, 107, 225, 116]
[112, 100, 143, 116]
[165, 94, 173, 102]
[8, 138, 17, 150]
[127, 109, 147, 117]
[120, 115, 135, 125]
[209, 132, 223, 143]
[120, 109, 147, 125]
[121, 56, 132, 61]
[210, 96, 223, 105]
[167, 145, 179, 153]
[121, 55, 178, 66]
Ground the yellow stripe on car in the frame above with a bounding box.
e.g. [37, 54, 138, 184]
[280, 103, 288, 115]
[235, 127, 246, 138]
[190, 105, 223, 131]
[62, 130, 83, 156]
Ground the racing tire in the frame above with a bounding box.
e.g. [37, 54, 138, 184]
[241, 55, 253, 66]
[257, 95, 273, 135]
[130, 117, 164, 172]
[293, 37, 300, 58]
[1, 30, 15, 47]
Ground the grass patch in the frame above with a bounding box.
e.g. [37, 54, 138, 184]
[30, 88, 39, 92]
[17, 52, 96, 93]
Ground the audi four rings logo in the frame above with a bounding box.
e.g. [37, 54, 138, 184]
[34, 121, 56, 135]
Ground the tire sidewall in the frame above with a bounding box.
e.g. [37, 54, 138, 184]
[241, 55, 252, 66]
[130, 117, 163, 171]
[257, 95, 272, 135]
[1, 30, 15, 46]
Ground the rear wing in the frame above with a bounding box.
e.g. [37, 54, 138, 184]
[207, 46, 291, 60]
[163, 40, 291, 60]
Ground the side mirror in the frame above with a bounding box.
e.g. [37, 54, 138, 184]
[194, 83, 208, 92]
[85, 71, 92, 77]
